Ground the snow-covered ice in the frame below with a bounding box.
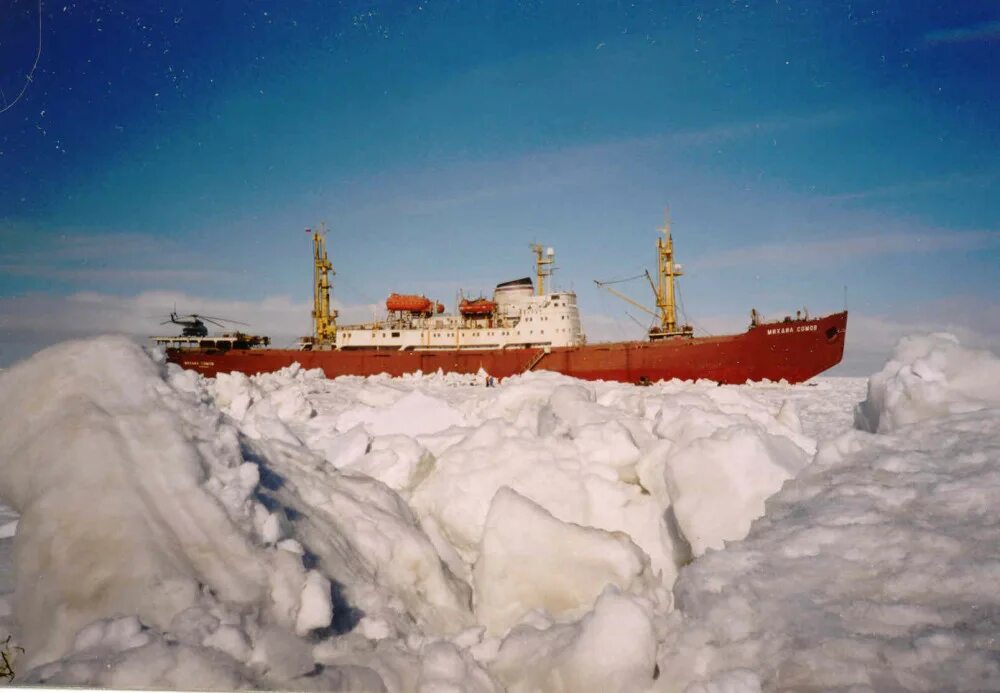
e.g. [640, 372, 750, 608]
[0, 332, 996, 691]
[854, 332, 1000, 433]
[473, 487, 660, 635]
[658, 335, 1000, 690]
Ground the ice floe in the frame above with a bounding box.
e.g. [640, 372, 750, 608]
[0, 332, 995, 691]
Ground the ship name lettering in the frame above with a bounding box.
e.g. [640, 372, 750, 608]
[766, 324, 817, 336]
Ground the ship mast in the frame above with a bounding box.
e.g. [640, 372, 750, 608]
[310, 223, 338, 344]
[653, 210, 693, 339]
[532, 243, 555, 296]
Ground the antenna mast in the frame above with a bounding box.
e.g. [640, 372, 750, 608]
[311, 223, 338, 344]
[532, 243, 555, 296]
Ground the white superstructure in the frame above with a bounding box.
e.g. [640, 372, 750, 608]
[333, 277, 585, 351]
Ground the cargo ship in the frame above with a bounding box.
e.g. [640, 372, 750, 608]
[154, 215, 847, 385]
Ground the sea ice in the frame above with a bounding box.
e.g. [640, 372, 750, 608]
[489, 587, 659, 693]
[4, 331, 994, 691]
[855, 332, 1000, 433]
[473, 487, 657, 634]
[654, 335, 1000, 691]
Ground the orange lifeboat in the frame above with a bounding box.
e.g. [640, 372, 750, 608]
[459, 298, 497, 316]
[386, 293, 433, 313]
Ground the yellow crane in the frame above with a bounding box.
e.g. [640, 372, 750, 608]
[310, 223, 338, 344]
[594, 209, 693, 340]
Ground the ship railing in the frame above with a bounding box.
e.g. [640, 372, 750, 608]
[151, 334, 270, 349]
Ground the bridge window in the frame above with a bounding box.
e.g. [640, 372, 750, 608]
[391, 332, 400, 337]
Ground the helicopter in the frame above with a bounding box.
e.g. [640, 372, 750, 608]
[161, 312, 248, 338]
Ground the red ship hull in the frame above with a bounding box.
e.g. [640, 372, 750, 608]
[166, 312, 847, 385]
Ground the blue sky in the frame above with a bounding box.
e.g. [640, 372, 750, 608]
[1, 0, 997, 372]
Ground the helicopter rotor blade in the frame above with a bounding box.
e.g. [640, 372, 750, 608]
[200, 317, 227, 328]
[197, 314, 250, 326]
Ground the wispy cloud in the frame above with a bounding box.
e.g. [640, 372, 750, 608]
[924, 20, 1000, 46]
[0, 291, 303, 337]
[388, 159, 602, 216]
[657, 109, 859, 148]
[819, 172, 996, 203]
[383, 109, 859, 216]
[0, 290, 381, 366]
[579, 108, 860, 156]
[694, 229, 1000, 269]
[0, 228, 233, 288]
[0, 264, 229, 283]
[0, 229, 187, 263]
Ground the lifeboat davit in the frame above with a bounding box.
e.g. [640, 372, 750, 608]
[459, 298, 497, 316]
[386, 294, 444, 314]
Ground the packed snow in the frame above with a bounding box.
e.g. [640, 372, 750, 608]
[0, 332, 996, 691]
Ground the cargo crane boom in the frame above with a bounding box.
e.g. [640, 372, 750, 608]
[592, 280, 658, 319]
